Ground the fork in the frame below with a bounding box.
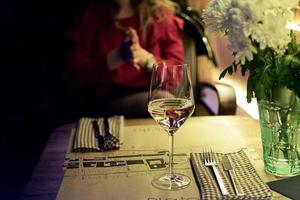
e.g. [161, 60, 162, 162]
[203, 149, 229, 196]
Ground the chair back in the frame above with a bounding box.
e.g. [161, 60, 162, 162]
[174, 1, 216, 104]
[182, 31, 197, 89]
[182, 31, 203, 107]
[174, 0, 237, 115]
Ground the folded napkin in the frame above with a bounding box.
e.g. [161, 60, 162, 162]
[73, 116, 124, 152]
[190, 150, 272, 200]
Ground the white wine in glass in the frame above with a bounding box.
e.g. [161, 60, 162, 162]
[148, 61, 195, 190]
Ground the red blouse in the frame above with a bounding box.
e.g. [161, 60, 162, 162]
[65, 3, 184, 94]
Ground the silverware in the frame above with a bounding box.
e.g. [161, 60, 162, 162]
[104, 117, 113, 138]
[103, 117, 120, 150]
[203, 149, 229, 196]
[222, 155, 244, 196]
[92, 120, 104, 150]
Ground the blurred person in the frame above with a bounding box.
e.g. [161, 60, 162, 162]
[64, 0, 185, 119]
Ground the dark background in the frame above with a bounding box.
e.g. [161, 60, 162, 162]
[0, 0, 89, 199]
[0, 0, 201, 199]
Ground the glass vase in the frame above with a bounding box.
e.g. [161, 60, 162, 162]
[258, 87, 300, 176]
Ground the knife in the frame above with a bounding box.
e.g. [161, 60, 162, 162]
[103, 117, 113, 138]
[222, 155, 244, 196]
[92, 120, 104, 150]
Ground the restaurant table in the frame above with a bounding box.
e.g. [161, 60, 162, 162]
[19, 116, 290, 200]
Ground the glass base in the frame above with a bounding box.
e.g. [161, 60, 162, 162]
[151, 173, 190, 190]
[264, 155, 300, 177]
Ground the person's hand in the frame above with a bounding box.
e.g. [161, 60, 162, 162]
[127, 27, 155, 70]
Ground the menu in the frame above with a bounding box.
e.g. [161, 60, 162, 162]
[57, 125, 285, 200]
[58, 150, 200, 200]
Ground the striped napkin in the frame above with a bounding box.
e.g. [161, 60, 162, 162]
[73, 116, 124, 152]
[190, 150, 272, 200]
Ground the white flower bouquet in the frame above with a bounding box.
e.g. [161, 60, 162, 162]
[203, 0, 300, 103]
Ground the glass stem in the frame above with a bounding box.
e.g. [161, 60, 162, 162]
[168, 132, 174, 176]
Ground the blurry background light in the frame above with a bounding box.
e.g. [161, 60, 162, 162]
[287, 6, 300, 38]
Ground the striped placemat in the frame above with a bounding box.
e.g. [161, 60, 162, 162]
[190, 150, 272, 200]
[73, 116, 124, 152]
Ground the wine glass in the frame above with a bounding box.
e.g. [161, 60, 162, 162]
[148, 61, 195, 190]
